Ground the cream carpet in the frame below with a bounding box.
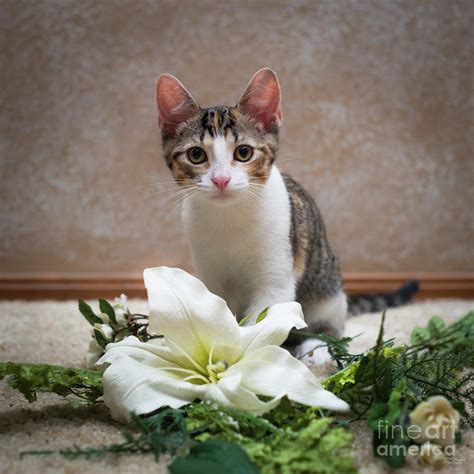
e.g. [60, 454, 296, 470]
[1, 299, 473, 474]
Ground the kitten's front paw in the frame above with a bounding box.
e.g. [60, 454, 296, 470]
[295, 338, 332, 366]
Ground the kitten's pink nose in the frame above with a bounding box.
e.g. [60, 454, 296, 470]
[211, 176, 231, 191]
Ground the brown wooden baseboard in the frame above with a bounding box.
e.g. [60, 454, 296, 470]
[0, 272, 473, 300]
[0, 273, 146, 300]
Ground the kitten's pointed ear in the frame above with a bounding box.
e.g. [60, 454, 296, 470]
[237, 68, 282, 131]
[156, 74, 198, 137]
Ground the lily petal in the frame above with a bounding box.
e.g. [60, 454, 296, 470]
[99, 336, 182, 367]
[239, 302, 306, 355]
[100, 347, 206, 422]
[205, 373, 282, 415]
[99, 335, 216, 381]
[226, 345, 349, 412]
[144, 267, 242, 366]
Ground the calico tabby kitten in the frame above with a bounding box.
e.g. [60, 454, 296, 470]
[155, 68, 417, 357]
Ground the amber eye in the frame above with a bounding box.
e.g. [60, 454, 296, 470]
[234, 145, 254, 162]
[187, 147, 207, 164]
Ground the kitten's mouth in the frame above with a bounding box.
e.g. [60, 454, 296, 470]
[211, 192, 234, 200]
[209, 188, 240, 202]
[205, 185, 249, 203]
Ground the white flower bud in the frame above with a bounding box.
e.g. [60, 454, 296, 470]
[115, 308, 128, 326]
[98, 312, 110, 324]
[113, 294, 129, 326]
[85, 339, 103, 369]
[94, 323, 114, 342]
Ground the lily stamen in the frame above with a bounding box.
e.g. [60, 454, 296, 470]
[182, 373, 211, 384]
[159, 366, 200, 376]
[165, 336, 208, 376]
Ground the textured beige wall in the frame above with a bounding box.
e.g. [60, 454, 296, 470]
[1, 0, 473, 274]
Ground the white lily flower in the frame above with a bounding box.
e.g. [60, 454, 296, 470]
[98, 267, 349, 423]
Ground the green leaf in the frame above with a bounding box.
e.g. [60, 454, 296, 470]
[0, 362, 103, 403]
[255, 307, 269, 323]
[410, 312, 474, 354]
[428, 315, 445, 335]
[410, 316, 445, 345]
[367, 379, 409, 430]
[410, 326, 430, 345]
[169, 439, 259, 474]
[99, 299, 117, 325]
[323, 362, 358, 391]
[78, 300, 102, 326]
[93, 329, 108, 350]
[238, 307, 269, 326]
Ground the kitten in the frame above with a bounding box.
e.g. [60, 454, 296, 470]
[154, 68, 417, 357]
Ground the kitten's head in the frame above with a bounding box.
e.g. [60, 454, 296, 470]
[155, 68, 282, 204]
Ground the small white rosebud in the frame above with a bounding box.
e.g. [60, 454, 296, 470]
[409, 395, 460, 447]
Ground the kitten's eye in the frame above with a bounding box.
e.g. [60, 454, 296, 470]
[234, 145, 254, 162]
[187, 147, 207, 164]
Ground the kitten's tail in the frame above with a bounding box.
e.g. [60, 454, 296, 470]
[347, 280, 420, 316]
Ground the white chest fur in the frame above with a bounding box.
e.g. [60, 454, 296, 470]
[182, 166, 296, 318]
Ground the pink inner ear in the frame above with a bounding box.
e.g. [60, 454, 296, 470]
[239, 69, 282, 131]
[156, 75, 197, 136]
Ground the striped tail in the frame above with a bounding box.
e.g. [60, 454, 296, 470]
[348, 280, 420, 316]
